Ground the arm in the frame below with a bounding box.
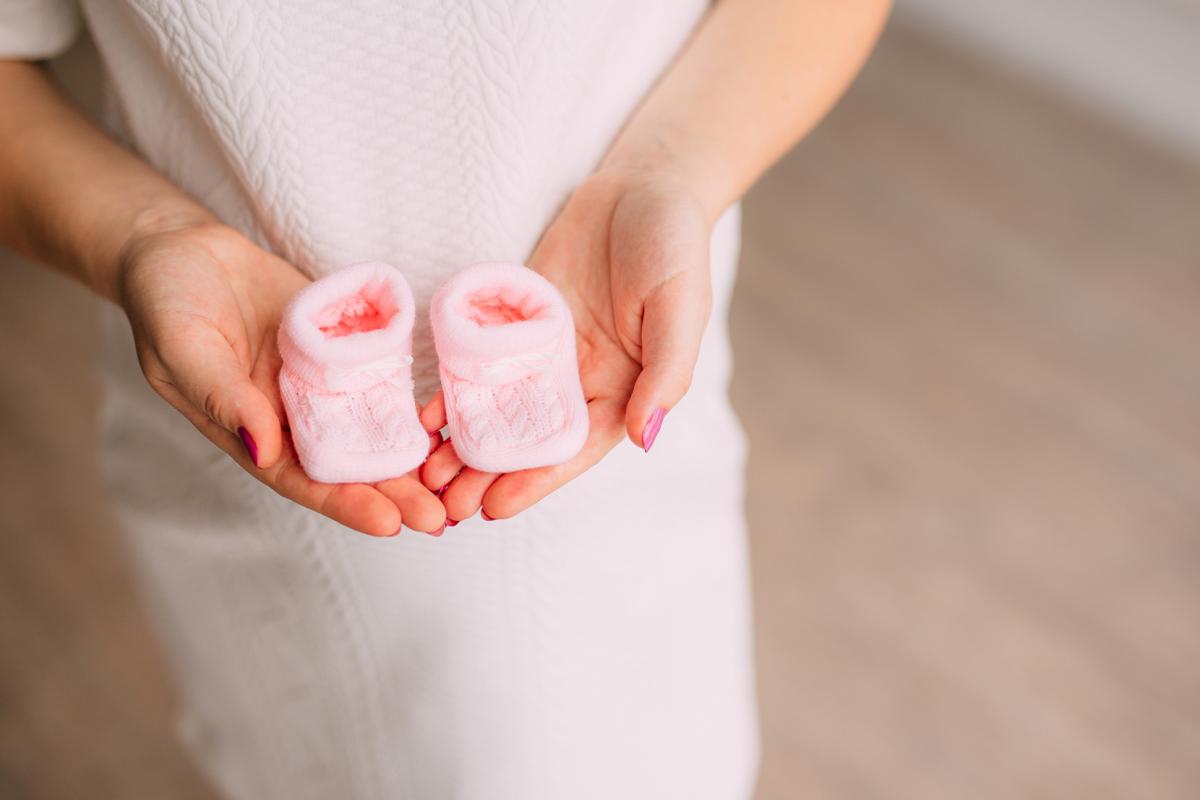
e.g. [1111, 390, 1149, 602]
[422, 0, 891, 519]
[605, 0, 892, 220]
[0, 61, 447, 536]
[0, 60, 210, 301]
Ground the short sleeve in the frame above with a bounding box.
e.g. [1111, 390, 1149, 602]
[0, 0, 81, 60]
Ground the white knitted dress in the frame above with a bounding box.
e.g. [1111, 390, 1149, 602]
[3, 2, 758, 798]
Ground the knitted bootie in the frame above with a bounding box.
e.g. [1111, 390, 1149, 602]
[278, 262, 427, 483]
[431, 262, 588, 473]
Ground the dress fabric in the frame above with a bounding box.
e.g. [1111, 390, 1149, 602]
[2, 2, 758, 798]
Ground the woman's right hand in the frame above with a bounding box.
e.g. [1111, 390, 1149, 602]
[117, 220, 447, 536]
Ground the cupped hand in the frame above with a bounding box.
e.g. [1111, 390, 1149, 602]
[118, 221, 446, 535]
[420, 167, 714, 522]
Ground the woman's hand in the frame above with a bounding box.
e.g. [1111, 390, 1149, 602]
[119, 220, 446, 536]
[419, 165, 714, 521]
[0, 63, 442, 537]
[416, 0, 891, 525]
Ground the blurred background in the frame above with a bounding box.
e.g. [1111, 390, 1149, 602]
[2, 2, 1199, 798]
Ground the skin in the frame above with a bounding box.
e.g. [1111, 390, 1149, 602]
[0, 0, 890, 535]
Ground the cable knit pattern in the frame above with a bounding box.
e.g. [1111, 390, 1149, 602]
[280, 372, 420, 455]
[125, 0, 317, 270]
[451, 369, 566, 450]
[3, 3, 760, 798]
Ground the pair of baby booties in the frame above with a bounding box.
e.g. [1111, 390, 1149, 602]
[277, 262, 588, 484]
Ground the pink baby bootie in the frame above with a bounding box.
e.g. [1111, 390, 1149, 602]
[431, 262, 588, 473]
[278, 262, 427, 484]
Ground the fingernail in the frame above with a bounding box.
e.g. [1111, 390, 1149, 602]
[641, 407, 667, 452]
[237, 426, 259, 467]
[436, 484, 448, 497]
[445, 519, 459, 527]
[481, 510, 493, 521]
[428, 525, 445, 537]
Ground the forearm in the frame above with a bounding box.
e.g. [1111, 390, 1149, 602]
[0, 60, 213, 302]
[602, 0, 891, 220]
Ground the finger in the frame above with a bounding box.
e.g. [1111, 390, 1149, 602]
[420, 390, 448, 433]
[625, 268, 711, 451]
[374, 475, 447, 534]
[307, 480, 402, 538]
[156, 381, 401, 536]
[441, 467, 499, 523]
[483, 396, 625, 519]
[152, 326, 285, 469]
[420, 440, 465, 493]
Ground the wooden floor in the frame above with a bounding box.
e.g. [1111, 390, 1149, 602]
[2, 22, 1198, 800]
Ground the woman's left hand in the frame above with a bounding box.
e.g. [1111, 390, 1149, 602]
[419, 164, 715, 521]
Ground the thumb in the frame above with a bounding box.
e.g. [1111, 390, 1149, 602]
[151, 326, 284, 470]
[625, 267, 712, 451]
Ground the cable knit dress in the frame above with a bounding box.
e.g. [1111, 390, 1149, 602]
[2, 2, 757, 798]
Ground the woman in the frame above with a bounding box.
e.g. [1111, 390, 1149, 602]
[0, 1, 888, 797]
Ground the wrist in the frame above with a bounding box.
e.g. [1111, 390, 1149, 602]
[599, 123, 731, 225]
[106, 197, 217, 305]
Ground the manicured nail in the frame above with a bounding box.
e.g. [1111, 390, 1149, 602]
[445, 519, 459, 527]
[481, 510, 493, 521]
[237, 426, 259, 467]
[428, 525, 445, 537]
[641, 407, 667, 452]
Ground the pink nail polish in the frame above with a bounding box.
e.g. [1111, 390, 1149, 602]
[445, 519, 459, 527]
[641, 407, 667, 452]
[237, 426, 259, 467]
[481, 510, 493, 521]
